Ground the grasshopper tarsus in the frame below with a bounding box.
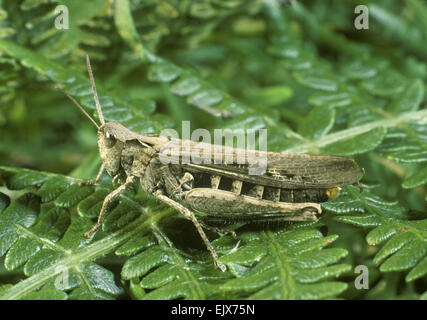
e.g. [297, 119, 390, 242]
[84, 226, 99, 238]
[78, 163, 106, 187]
[216, 262, 227, 272]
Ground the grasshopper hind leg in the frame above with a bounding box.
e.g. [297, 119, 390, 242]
[154, 165, 227, 270]
[200, 210, 320, 237]
[153, 189, 226, 272]
[201, 210, 319, 228]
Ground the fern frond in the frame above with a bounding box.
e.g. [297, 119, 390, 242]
[324, 185, 427, 282]
[0, 38, 170, 133]
[119, 228, 232, 300]
[0, 166, 154, 299]
[218, 229, 350, 299]
[3, 0, 115, 61]
[264, 1, 427, 193]
[0, 164, 353, 300]
[0, 0, 425, 300]
[114, 0, 250, 118]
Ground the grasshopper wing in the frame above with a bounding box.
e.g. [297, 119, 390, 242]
[159, 138, 363, 189]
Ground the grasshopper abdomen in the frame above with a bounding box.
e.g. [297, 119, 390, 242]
[182, 169, 333, 203]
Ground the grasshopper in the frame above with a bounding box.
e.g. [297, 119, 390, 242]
[59, 55, 363, 271]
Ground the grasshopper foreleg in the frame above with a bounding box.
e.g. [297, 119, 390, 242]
[84, 175, 136, 238]
[153, 189, 226, 272]
[78, 163, 105, 186]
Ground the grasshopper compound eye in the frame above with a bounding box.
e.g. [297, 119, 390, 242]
[104, 131, 117, 148]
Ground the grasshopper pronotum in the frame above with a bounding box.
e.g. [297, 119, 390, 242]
[59, 56, 363, 271]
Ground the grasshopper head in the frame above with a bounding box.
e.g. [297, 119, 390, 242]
[60, 55, 154, 177]
[97, 122, 131, 176]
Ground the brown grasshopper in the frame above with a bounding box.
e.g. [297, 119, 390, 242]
[59, 55, 363, 271]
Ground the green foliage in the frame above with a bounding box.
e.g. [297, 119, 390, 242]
[0, 166, 351, 300]
[0, 0, 426, 300]
[324, 185, 427, 282]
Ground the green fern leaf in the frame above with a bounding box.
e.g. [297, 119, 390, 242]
[0, 166, 149, 299]
[0, 38, 168, 134]
[0, 0, 426, 300]
[325, 185, 427, 281]
[218, 230, 350, 299]
[113, 0, 247, 118]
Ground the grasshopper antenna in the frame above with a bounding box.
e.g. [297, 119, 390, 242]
[57, 87, 100, 129]
[86, 54, 105, 125]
